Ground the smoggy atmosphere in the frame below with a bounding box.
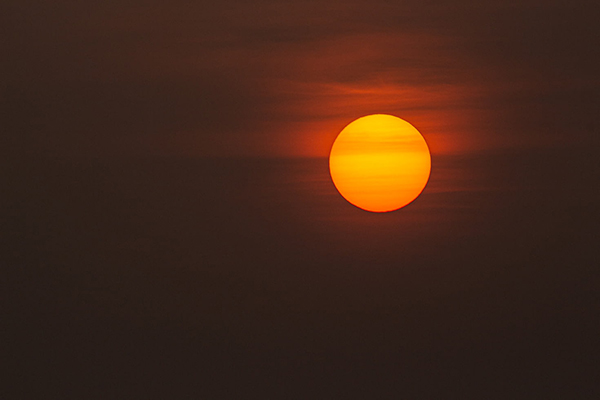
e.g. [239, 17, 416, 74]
[4, 1, 599, 398]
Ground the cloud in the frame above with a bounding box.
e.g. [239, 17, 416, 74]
[4, 0, 598, 157]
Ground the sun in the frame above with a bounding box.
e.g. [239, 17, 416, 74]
[329, 114, 431, 212]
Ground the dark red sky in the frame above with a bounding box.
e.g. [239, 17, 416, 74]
[5, 0, 598, 157]
[4, 1, 599, 398]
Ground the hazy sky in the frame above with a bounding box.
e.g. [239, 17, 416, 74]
[4, 1, 600, 398]
[5, 0, 598, 157]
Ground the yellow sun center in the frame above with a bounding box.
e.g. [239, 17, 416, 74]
[329, 114, 431, 212]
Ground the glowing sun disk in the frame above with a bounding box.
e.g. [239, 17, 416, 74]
[329, 114, 431, 212]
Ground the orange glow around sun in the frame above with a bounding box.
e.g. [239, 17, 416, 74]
[329, 114, 431, 212]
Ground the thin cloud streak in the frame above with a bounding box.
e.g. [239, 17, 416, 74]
[3, 0, 598, 157]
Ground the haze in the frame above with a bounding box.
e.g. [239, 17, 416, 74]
[3, 0, 598, 398]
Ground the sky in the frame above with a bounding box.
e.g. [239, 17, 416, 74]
[5, 0, 598, 157]
[3, 0, 599, 398]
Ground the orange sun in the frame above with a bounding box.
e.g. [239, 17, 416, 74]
[329, 114, 431, 212]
